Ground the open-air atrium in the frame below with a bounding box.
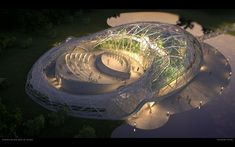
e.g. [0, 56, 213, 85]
[26, 22, 231, 126]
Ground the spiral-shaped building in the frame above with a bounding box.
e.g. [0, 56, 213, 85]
[26, 22, 203, 120]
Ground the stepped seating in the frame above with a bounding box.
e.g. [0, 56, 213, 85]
[66, 52, 97, 82]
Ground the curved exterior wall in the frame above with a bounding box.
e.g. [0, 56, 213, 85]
[60, 78, 123, 95]
[25, 22, 203, 120]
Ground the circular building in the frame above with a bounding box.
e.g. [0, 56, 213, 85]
[26, 22, 203, 120]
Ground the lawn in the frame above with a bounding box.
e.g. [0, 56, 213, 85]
[0, 9, 235, 138]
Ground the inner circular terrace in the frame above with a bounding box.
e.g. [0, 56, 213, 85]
[55, 47, 145, 94]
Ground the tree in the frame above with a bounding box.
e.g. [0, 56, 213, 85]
[47, 112, 62, 127]
[0, 98, 22, 137]
[202, 27, 213, 34]
[23, 115, 45, 137]
[47, 107, 68, 127]
[0, 78, 10, 90]
[20, 37, 33, 49]
[74, 126, 96, 138]
[176, 16, 194, 30]
[0, 34, 16, 54]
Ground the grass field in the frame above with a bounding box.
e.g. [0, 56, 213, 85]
[0, 9, 235, 138]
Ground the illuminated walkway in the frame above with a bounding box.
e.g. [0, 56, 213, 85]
[111, 34, 235, 137]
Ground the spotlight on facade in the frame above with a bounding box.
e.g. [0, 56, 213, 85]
[166, 111, 170, 117]
[198, 101, 203, 109]
[219, 86, 224, 95]
[200, 65, 207, 72]
[200, 101, 202, 105]
[149, 102, 155, 107]
[225, 58, 229, 66]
